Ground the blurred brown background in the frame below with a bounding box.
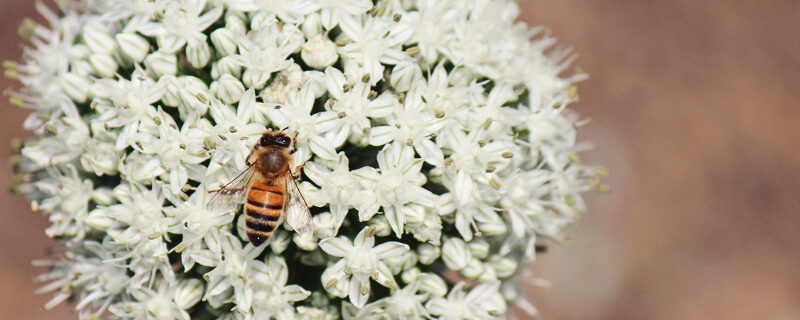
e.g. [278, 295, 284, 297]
[1, 1, 799, 319]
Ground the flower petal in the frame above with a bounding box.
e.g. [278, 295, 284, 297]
[374, 242, 410, 260]
[319, 237, 353, 257]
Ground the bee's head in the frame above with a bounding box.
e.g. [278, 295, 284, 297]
[260, 132, 291, 148]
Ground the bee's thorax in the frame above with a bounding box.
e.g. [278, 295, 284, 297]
[256, 147, 289, 179]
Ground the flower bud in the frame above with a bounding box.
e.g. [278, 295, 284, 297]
[145, 51, 177, 76]
[86, 208, 114, 230]
[89, 54, 118, 78]
[401, 267, 421, 284]
[71, 60, 94, 77]
[301, 35, 338, 69]
[489, 255, 518, 278]
[60, 73, 91, 103]
[210, 28, 237, 56]
[368, 215, 392, 237]
[174, 279, 203, 310]
[500, 280, 520, 302]
[293, 232, 318, 251]
[211, 74, 245, 105]
[478, 262, 498, 282]
[115, 33, 150, 62]
[178, 79, 211, 115]
[442, 237, 471, 270]
[162, 76, 182, 107]
[302, 13, 322, 38]
[417, 273, 447, 297]
[225, 13, 247, 34]
[390, 62, 422, 92]
[417, 243, 440, 265]
[242, 69, 270, 90]
[385, 251, 417, 275]
[266, 229, 290, 254]
[210, 56, 241, 79]
[68, 44, 90, 61]
[90, 187, 115, 206]
[478, 219, 508, 236]
[313, 212, 337, 239]
[82, 22, 115, 55]
[186, 42, 212, 69]
[467, 238, 490, 259]
[461, 258, 484, 279]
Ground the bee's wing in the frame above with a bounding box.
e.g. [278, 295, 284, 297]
[206, 166, 256, 213]
[284, 172, 313, 237]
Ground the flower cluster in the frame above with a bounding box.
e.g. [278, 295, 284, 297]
[7, 0, 606, 318]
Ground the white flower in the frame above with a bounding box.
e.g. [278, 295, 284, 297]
[232, 19, 303, 89]
[302, 34, 339, 69]
[109, 278, 198, 320]
[303, 153, 362, 230]
[353, 143, 435, 237]
[377, 274, 433, 319]
[91, 66, 169, 150]
[105, 182, 170, 243]
[226, 0, 318, 24]
[405, 0, 459, 62]
[323, 66, 396, 142]
[132, 109, 210, 195]
[319, 227, 408, 308]
[205, 92, 266, 178]
[34, 165, 94, 239]
[312, 0, 372, 30]
[165, 185, 235, 271]
[337, 14, 413, 86]
[426, 281, 507, 320]
[35, 240, 132, 315]
[251, 255, 312, 319]
[368, 82, 446, 166]
[202, 232, 267, 311]
[138, 0, 223, 53]
[265, 81, 343, 162]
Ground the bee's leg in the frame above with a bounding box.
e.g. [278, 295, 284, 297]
[245, 148, 257, 166]
[291, 163, 304, 180]
[290, 131, 299, 154]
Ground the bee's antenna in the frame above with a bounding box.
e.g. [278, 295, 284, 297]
[281, 127, 289, 132]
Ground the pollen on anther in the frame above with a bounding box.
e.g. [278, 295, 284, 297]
[324, 278, 337, 289]
[489, 178, 501, 189]
[366, 226, 377, 237]
[175, 243, 187, 253]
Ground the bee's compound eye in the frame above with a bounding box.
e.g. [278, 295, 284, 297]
[275, 136, 290, 147]
[260, 136, 271, 146]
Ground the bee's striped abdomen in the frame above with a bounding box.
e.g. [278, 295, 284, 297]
[245, 182, 284, 246]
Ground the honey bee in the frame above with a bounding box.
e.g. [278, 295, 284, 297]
[207, 129, 312, 246]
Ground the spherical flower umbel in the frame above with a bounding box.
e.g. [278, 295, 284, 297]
[7, 0, 607, 318]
